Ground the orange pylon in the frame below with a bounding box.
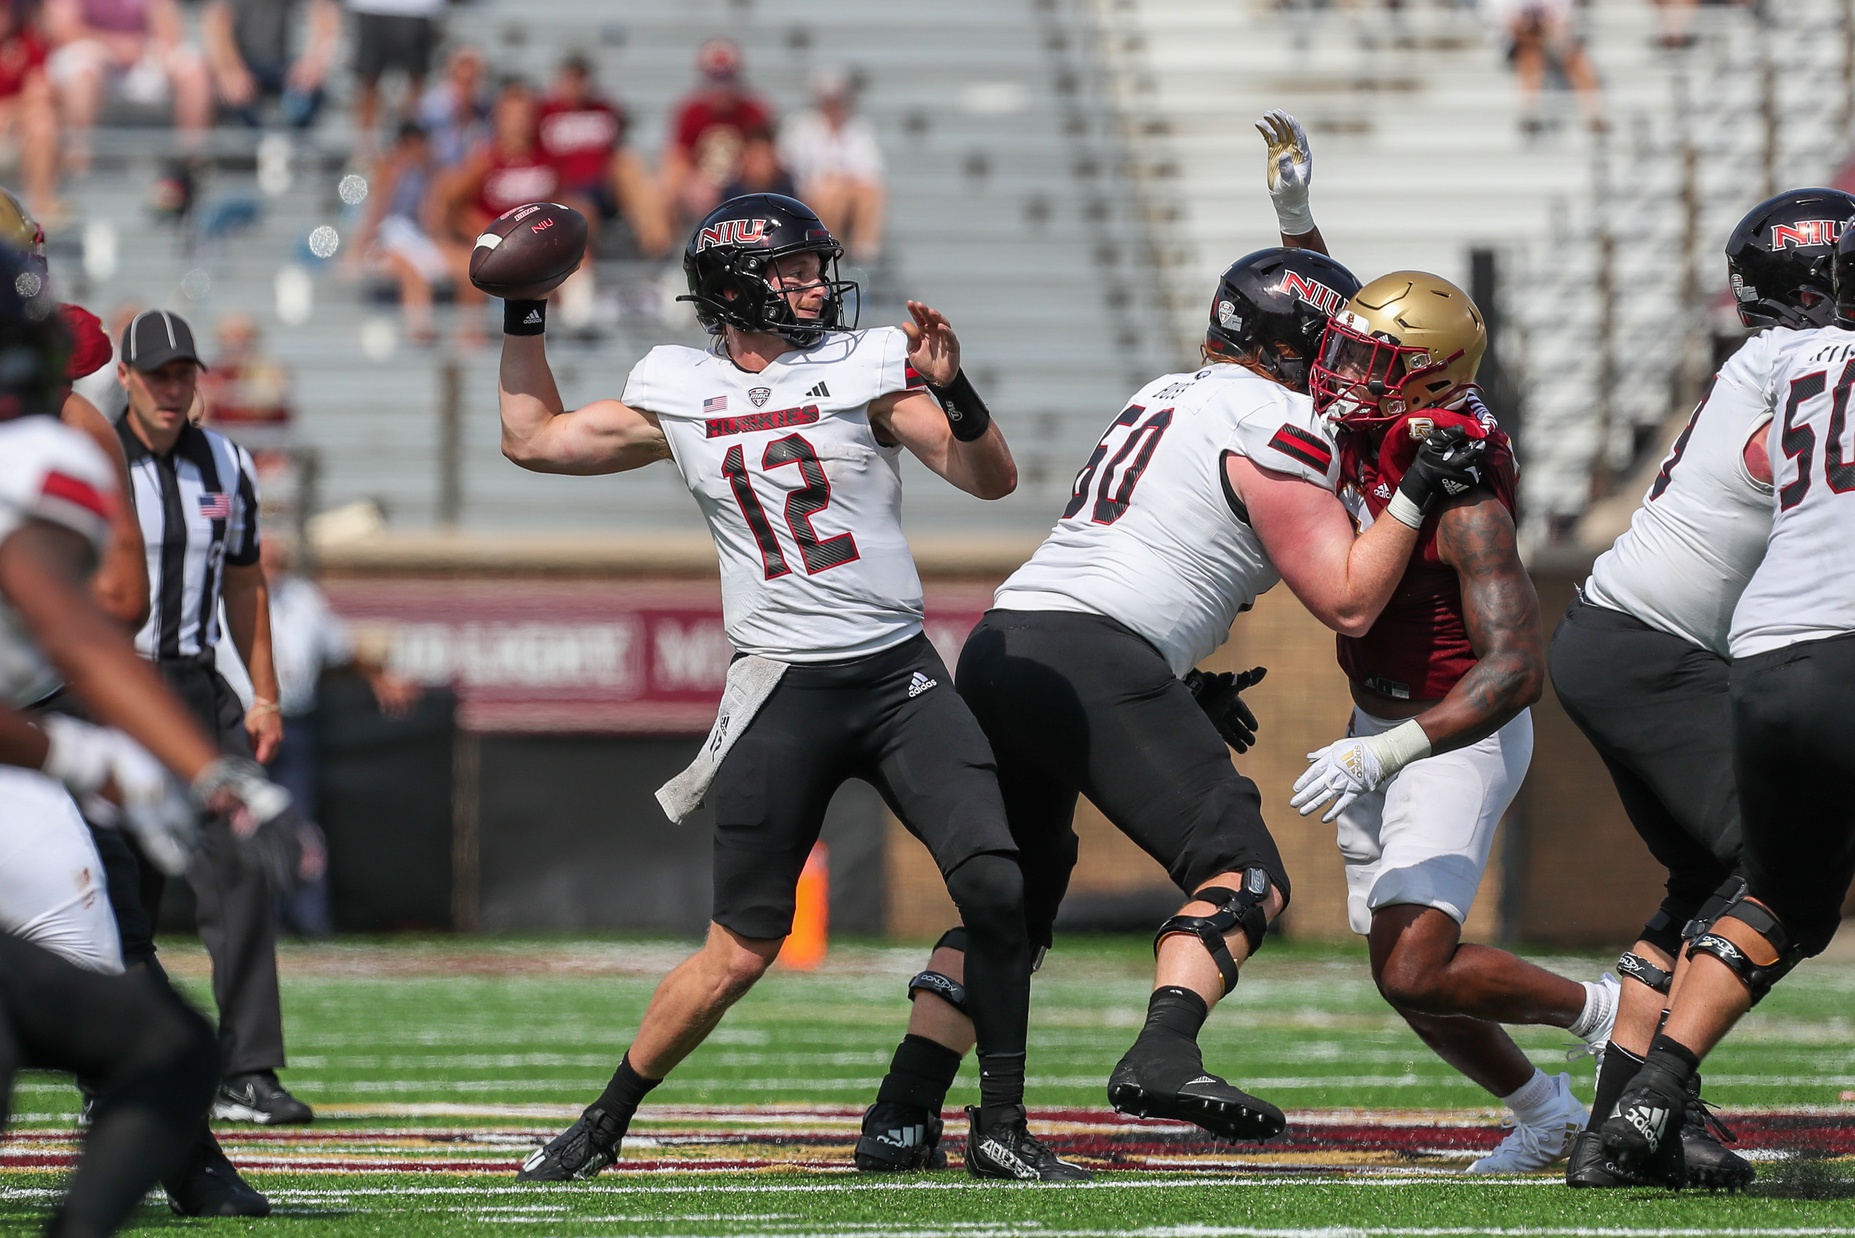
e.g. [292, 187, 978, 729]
[778, 842, 829, 970]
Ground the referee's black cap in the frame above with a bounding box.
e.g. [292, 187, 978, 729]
[123, 308, 207, 371]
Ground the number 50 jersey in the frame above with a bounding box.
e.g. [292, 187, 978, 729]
[997, 363, 1342, 677]
[623, 327, 927, 663]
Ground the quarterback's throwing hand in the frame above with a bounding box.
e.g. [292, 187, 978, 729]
[1291, 738, 1385, 822]
[901, 301, 960, 387]
[1186, 666, 1267, 753]
[1256, 109, 1314, 236]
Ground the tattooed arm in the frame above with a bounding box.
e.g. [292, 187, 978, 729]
[1413, 492, 1544, 753]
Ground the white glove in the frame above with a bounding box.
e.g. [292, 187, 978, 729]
[192, 756, 294, 887]
[1291, 719, 1432, 823]
[42, 717, 199, 876]
[1255, 109, 1315, 237]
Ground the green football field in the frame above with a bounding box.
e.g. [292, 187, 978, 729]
[4, 935, 1853, 1236]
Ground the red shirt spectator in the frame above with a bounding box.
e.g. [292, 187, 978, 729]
[0, 18, 46, 99]
[664, 37, 773, 222]
[537, 55, 627, 195]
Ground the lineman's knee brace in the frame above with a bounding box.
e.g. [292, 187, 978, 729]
[1686, 891, 1803, 1007]
[1152, 867, 1271, 998]
[907, 927, 969, 1014]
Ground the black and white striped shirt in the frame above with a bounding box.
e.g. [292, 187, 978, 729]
[117, 420, 262, 660]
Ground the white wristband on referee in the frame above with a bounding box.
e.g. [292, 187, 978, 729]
[1362, 718, 1432, 778]
[1386, 489, 1428, 529]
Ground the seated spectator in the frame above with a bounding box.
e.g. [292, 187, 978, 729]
[200, 310, 293, 454]
[203, 0, 340, 130]
[779, 70, 885, 261]
[44, 0, 213, 169]
[537, 52, 670, 257]
[663, 37, 773, 226]
[432, 80, 557, 345]
[719, 125, 795, 202]
[1485, 0, 1605, 135]
[349, 0, 444, 148]
[346, 120, 452, 345]
[0, 2, 59, 219]
[417, 44, 487, 169]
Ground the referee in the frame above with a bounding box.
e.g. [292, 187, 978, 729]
[115, 308, 312, 1125]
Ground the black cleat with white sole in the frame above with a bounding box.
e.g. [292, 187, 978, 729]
[855, 1101, 947, 1172]
[1599, 1051, 1688, 1189]
[517, 1107, 624, 1182]
[212, 1070, 313, 1125]
[1108, 1045, 1286, 1141]
[962, 1105, 1092, 1182]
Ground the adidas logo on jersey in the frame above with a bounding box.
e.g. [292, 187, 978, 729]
[805, 381, 830, 399]
[907, 672, 938, 698]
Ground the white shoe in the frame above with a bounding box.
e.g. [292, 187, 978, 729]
[1466, 1072, 1587, 1174]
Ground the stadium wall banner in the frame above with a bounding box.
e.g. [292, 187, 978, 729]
[321, 578, 996, 734]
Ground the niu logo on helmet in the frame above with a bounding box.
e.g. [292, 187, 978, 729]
[1769, 219, 1844, 248]
[697, 218, 770, 251]
[1281, 270, 1348, 316]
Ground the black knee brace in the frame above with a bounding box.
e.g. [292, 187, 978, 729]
[1687, 891, 1803, 1007]
[1153, 867, 1271, 998]
[1637, 906, 1688, 959]
[1682, 874, 1748, 942]
[1617, 950, 1673, 995]
[906, 927, 970, 1014]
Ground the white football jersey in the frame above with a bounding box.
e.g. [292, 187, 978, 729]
[1583, 328, 1808, 657]
[997, 363, 1341, 677]
[0, 417, 116, 706]
[1732, 323, 1855, 657]
[623, 328, 926, 662]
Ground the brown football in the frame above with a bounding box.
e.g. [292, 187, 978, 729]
[468, 202, 588, 299]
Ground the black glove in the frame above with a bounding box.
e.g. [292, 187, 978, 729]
[1184, 666, 1267, 753]
[1387, 425, 1489, 528]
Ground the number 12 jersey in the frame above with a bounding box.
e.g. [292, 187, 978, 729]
[623, 328, 927, 662]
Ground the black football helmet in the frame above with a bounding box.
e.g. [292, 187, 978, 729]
[1205, 247, 1361, 390]
[1725, 188, 1855, 330]
[0, 243, 67, 421]
[679, 193, 858, 347]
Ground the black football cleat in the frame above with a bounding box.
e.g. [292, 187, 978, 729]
[212, 1070, 313, 1125]
[855, 1101, 947, 1172]
[963, 1105, 1092, 1182]
[1599, 1051, 1689, 1189]
[1108, 1041, 1286, 1141]
[165, 1129, 271, 1218]
[517, 1107, 623, 1182]
[1681, 1076, 1754, 1192]
[1566, 1129, 1656, 1187]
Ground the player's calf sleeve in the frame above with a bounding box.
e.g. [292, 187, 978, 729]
[1140, 986, 1209, 1045]
[876, 1034, 963, 1112]
[592, 1054, 661, 1136]
[1587, 1043, 1646, 1131]
[944, 853, 1031, 1099]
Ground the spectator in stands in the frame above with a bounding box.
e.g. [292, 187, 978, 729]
[1485, 0, 1605, 135]
[780, 70, 885, 262]
[0, 2, 59, 219]
[433, 79, 556, 345]
[199, 311, 293, 454]
[348, 0, 444, 148]
[1652, 0, 1699, 50]
[45, 0, 213, 171]
[537, 52, 671, 258]
[719, 125, 795, 202]
[417, 44, 488, 169]
[202, 0, 340, 130]
[346, 120, 451, 346]
[662, 37, 773, 225]
[253, 535, 420, 938]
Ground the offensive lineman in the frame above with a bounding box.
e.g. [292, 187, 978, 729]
[1602, 218, 1855, 1186]
[856, 246, 1492, 1169]
[1262, 115, 1617, 1172]
[501, 193, 1083, 1182]
[1548, 188, 1851, 1189]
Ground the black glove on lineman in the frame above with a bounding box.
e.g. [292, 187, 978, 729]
[1387, 425, 1489, 528]
[1184, 666, 1267, 753]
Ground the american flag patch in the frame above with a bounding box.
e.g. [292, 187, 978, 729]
[703, 395, 728, 413]
[197, 492, 232, 519]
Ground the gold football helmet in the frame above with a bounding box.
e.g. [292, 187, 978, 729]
[1310, 270, 1486, 428]
[0, 187, 46, 274]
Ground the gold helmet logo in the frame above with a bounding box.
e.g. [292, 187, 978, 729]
[0, 187, 44, 261]
[1310, 270, 1486, 428]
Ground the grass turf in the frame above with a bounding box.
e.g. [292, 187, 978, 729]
[3, 934, 1852, 1235]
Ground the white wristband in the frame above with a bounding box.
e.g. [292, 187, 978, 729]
[1362, 718, 1432, 778]
[1386, 490, 1427, 529]
[1274, 204, 1317, 238]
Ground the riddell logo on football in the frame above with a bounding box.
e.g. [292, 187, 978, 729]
[697, 219, 770, 250]
[1282, 271, 1348, 316]
[1770, 219, 1844, 248]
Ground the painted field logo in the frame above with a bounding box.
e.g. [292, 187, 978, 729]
[696, 218, 769, 250]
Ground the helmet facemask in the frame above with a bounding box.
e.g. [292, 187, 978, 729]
[1311, 313, 1471, 428]
[685, 239, 859, 346]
